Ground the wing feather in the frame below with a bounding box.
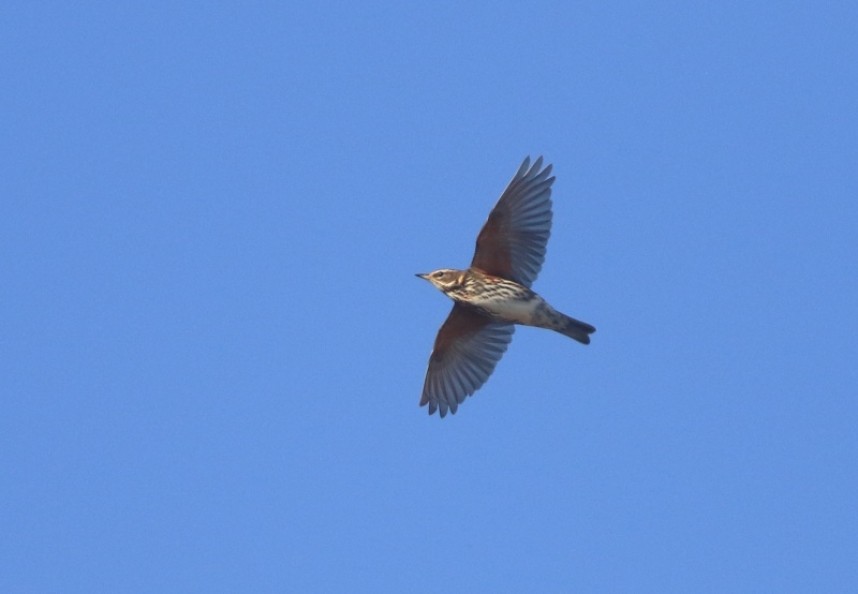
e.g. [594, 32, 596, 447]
[471, 156, 554, 287]
[420, 304, 515, 417]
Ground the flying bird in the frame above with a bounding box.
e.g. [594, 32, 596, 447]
[417, 156, 595, 417]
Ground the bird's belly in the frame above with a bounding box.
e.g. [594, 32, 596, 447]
[471, 296, 541, 325]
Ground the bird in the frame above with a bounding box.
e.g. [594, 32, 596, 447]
[416, 156, 595, 417]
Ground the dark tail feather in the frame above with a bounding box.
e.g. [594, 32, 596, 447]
[558, 315, 596, 345]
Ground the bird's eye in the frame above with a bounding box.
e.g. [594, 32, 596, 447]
[433, 271, 444, 279]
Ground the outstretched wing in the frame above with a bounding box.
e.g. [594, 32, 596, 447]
[420, 304, 515, 417]
[471, 156, 554, 287]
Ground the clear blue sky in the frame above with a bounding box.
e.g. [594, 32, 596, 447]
[3, 2, 857, 592]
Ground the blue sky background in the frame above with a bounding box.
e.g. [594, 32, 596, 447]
[3, 2, 857, 592]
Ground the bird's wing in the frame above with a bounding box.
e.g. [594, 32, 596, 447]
[470, 156, 554, 287]
[421, 304, 515, 417]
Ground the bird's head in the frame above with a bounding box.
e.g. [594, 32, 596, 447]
[416, 269, 466, 294]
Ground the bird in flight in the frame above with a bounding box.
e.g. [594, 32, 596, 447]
[416, 156, 595, 417]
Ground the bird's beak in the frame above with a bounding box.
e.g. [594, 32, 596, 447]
[416, 273, 429, 280]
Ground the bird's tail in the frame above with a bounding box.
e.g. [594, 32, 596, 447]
[554, 313, 596, 345]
